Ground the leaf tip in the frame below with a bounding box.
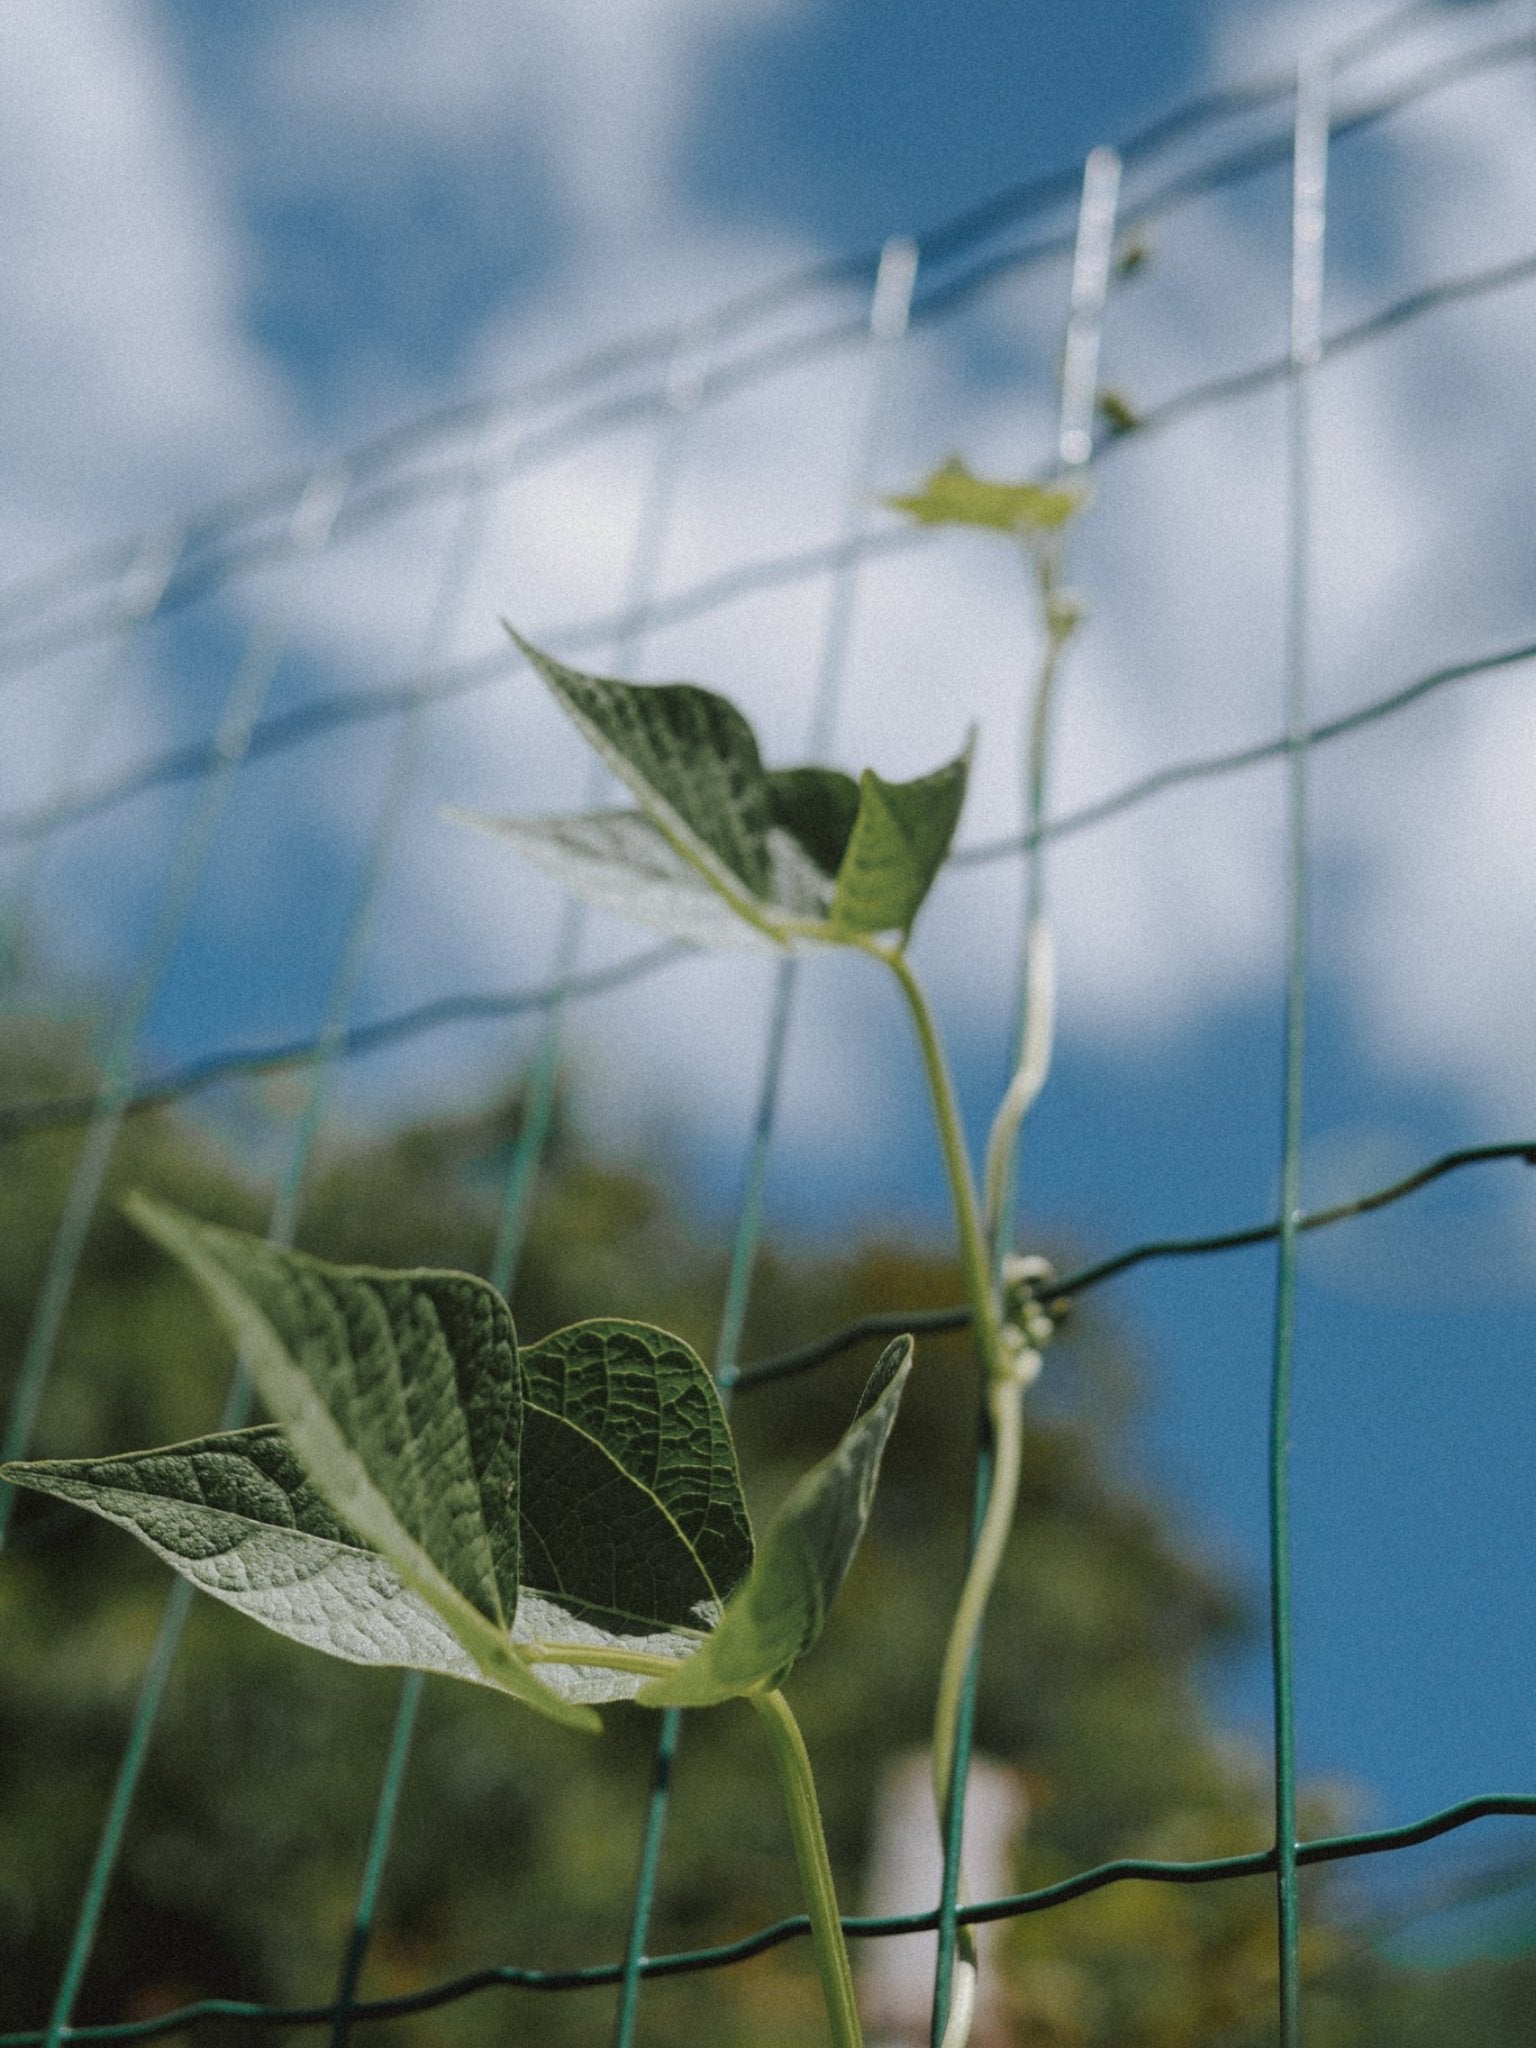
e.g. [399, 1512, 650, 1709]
[854, 1333, 914, 1419]
[122, 1187, 187, 1257]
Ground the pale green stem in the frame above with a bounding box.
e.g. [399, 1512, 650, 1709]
[864, 943, 1004, 1373]
[856, 940, 1040, 2048]
[751, 1688, 864, 2048]
[989, 539, 1075, 1273]
[520, 1642, 689, 1679]
[928, 1362, 1031, 1822]
[982, 915, 1055, 1245]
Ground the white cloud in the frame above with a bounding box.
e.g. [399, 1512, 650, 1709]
[7, 0, 1536, 1200]
[0, 0, 281, 537]
[260, 0, 800, 241]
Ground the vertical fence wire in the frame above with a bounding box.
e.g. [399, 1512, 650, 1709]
[24, 459, 363, 2046]
[289, 437, 513, 2048]
[609, 236, 919, 2048]
[0, 463, 350, 1552]
[490, 330, 710, 1301]
[7, 15, 1518, 2040]
[0, 524, 182, 989]
[32, 440, 517, 2046]
[1270, 53, 1330, 2048]
[990, 145, 1120, 1275]
[928, 149, 1121, 2048]
[327, 327, 717, 2048]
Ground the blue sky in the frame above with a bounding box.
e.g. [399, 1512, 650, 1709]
[4, 0, 1536, 1936]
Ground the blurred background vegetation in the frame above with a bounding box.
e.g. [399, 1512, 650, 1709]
[1, 1018, 1532, 2046]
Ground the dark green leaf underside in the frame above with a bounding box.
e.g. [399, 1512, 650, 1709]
[518, 1319, 752, 1640]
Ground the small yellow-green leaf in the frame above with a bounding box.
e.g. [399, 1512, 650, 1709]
[637, 1336, 912, 1708]
[1097, 388, 1141, 436]
[886, 456, 1084, 536]
[827, 744, 971, 941]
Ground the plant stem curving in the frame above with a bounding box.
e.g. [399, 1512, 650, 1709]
[751, 1688, 865, 2048]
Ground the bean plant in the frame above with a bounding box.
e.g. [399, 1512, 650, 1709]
[3, 458, 1083, 2048]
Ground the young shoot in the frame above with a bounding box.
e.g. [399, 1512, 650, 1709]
[464, 614, 1081, 2043]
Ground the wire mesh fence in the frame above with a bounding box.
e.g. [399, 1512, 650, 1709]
[3, 1, 1536, 2043]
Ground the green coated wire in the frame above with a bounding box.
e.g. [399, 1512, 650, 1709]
[935, 149, 1120, 2043]
[5, 1795, 1533, 2048]
[1266, 54, 1329, 2045]
[609, 954, 799, 2048]
[0, 0, 1473, 658]
[11, 22, 1523, 2044]
[0, 527, 181, 991]
[8, 568, 1536, 1142]
[0, 555, 332, 1549]
[31, 446, 480, 2048]
[326, 1672, 425, 2048]
[327, 338, 711, 2048]
[608, 240, 916, 2048]
[0, 5, 1514, 685]
[488, 892, 585, 1297]
[928, 1427, 993, 2048]
[323, 886, 572, 2048]
[34, 1575, 196, 2048]
[306, 460, 510, 2048]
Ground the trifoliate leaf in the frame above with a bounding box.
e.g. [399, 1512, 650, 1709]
[482, 637, 969, 953]
[637, 1335, 912, 1707]
[1, 1428, 502, 1688]
[828, 746, 971, 940]
[886, 456, 1084, 535]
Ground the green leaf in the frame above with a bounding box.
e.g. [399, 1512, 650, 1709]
[0, 1428, 507, 1689]
[637, 1335, 913, 1708]
[1096, 388, 1141, 437]
[513, 1319, 754, 1704]
[828, 745, 971, 939]
[455, 807, 781, 951]
[509, 633, 777, 914]
[487, 635, 967, 952]
[765, 767, 862, 881]
[125, 1195, 595, 1730]
[886, 456, 1084, 536]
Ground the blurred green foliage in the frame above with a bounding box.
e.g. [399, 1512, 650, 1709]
[1, 1022, 1531, 2044]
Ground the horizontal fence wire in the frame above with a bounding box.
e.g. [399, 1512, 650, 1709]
[5, 232, 1536, 863]
[5, 2, 1534, 2041]
[0, 5, 1526, 679]
[2, 1796, 1532, 2048]
[2, 618, 1533, 1145]
[0, 0, 1471, 628]
[3, 1134, 1526, 1567]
